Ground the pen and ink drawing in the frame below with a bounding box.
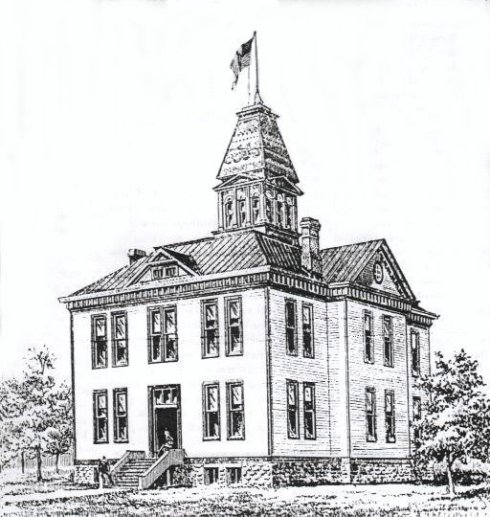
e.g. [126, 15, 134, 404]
[1, 9, 490, 517]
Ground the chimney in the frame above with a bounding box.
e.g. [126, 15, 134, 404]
[300, 217, 322, 276]
[128, 249, 147, 265]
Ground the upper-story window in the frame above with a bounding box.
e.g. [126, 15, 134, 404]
[202, 299, 219, 358]
[287, 380, 299, 439]
[203, 383, 220, 440]
[413, 396, 422, 442]
[251, 195, 260, 223]
[364, 311, 374, 364]
[285, 203, 293, 228]
[113, 388, 128, 443]
[383, 315, 394, 367]
[227, 382, 245, 440]
[365, 387, 377, 442]
[385, 389, 396, 443]
[165, 266, 177, 278]
[276, 199, 284, 226]
[92, 315, 108, 369]
[148, 306, 178, 363]
[93, 389, 108, 444]
[285, 300, 297, 356]
[265, 197, 273, 223]
[237, 199, 247, 227]
[302, 303, 314, 358]
[410, 330, 420, 377]
[304, 383, 316, 440]
[112, 312, 128, 367]
[224, 199, 234, 228]
[225, 297, 242, 356]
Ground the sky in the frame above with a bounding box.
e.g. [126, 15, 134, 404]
[1, 0, 489, 385]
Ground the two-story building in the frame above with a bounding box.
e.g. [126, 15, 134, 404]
[60, 99, 437, 488]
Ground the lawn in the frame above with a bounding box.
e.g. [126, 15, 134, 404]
[1, 470, 489, 516]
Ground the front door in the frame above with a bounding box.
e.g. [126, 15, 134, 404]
[149, 384, 181, 457]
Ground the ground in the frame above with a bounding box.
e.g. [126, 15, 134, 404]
[1, 470, 489, 516]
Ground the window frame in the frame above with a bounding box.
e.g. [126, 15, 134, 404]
[237, 198, 247, 227]
[286, 379, 300, 439]
[93, 389, 109, 444]
[113, 388, 129, 443]
[226, 467, 242, 485]
[363, 310, 374, 364]
[365, 387, 377, 442]
[302, 303, 314, 358]
[413, 395, 422, 442]
[91, 314, 108, 370]
[285, 299, 298, 356]
[201, 299, 220, 359]
[382, 315, 394, 367]
[410, 329, 421, 377]
[111, 311, 128, 368]
[147, 305, 178, 364]
[384, 389, 396, 443]
[202, 382, 221, 441]
[226, 381, 245, 440]
[303, 382, 316, 440]
[251, 195, 260, 224]
[204, 467, 219, 485]
[225, 296, 243, 357]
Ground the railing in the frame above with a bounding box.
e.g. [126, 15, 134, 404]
[138, 449, 185, 490]
[111, 450, 145, 478]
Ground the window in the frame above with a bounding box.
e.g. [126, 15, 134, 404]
[148, 306, 178, 363]
[92, 315, 108, 369]
[304, 383, 316, 439]
[93, 390, 108, 444]
[383, 315, 394, 367]
[285, 300, 297, 355]
[285, 203, 293, 227]
[251, 195, 260, 223]
[265, 197, 273, 222]
[204, 467, 219, 484]
[287, 380, 299, 439]
[364, 311, 374, 364]
[276, 200, 284, 226]
[237, 199, 246, 226]
[152, 267, 164, 280]
[385, 390, 396, 443]
[203, 383, 220, 440]
[226, 467, 242, 485]
[302, 304, 314, 358]
[165, 266, 177, 278]
[113, 388, 128, 443]
[224, 199, 233, 228]
[112, 312, 128, 367]
[411, 330, 420, 377]
[225, 297, 242, 356]
[365, 387, 377, 442]
[227, 382, 245, 440]
[413, 396, 422, 442]
[202, 300, 219, 358]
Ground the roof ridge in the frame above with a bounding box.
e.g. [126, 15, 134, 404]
[321, 238, 384, 253]
[156, 234, 215, 250]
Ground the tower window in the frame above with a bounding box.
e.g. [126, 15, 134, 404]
[265, 197, 273, 223]
[224, 199, 234, 228]
[276, 200, 284, 226]
[285, 203, 293, 227]
[237, 199, 246, 227]
[251, 195, 260, 223]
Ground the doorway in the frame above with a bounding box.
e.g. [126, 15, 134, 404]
[149, 385, 181, 457]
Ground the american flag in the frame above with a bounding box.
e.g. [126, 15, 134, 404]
[230, 37, 254, 90]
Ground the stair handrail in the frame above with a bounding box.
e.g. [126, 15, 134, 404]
[138, 448, 185, 490]
[111, 450, 145, 478]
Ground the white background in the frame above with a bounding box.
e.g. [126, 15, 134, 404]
[1, 0, 489, 386]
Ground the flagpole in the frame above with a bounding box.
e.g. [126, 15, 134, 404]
[254, 31, 261, 104]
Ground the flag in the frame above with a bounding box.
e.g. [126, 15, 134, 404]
[230, 37, 254, 90]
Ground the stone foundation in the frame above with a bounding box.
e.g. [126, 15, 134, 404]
[74, 464, 98, 486]
[350, 458, 415, 484]
[272, 458, 350, 486]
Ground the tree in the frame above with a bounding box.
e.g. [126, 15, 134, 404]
[413, 349, 490, 494]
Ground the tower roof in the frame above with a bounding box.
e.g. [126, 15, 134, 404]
[217, 102, 299, 184]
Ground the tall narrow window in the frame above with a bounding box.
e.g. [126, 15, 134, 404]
[385, 390, 396, 443]
[251, 195, 260, 223]
[227, 382, 245, 440]
[112, 312, 128, 367]
[92, 315, 108, 369]
[113, 388, 128, 443]
[302, 304, 314, 358]
[237, 199, 246, 227]
[365, 387, 377, 442]
[203, 383, 220, 440]
[265, 197, 273, 222]
[287, 380, 299, 438]
[276, 200, 284, 226]
[411, 330, 420, 377]
[225, 297, 242, 356]
[224, 199, 234, 228]
[285, 203, 292, 228]
[364, 311, 374, 364]
[93, 390, 108, 444]
[413, 396, 422, 442]
[383, 315, 394, 367]
[148, 306, 178, 363]
[202, 300, 219, 358]
[304, 383, 316, 439]
[285, 300, 297, 355]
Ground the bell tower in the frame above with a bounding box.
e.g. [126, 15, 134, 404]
[215, 101, 303, 245]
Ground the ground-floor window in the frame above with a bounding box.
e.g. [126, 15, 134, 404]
[93, 389, 108, 443]
[385, 389, 396, 443]
[303, 383, 316, 439]
[365, 387, 377, 442]
[287, 380, 299, 439]
[204, 467, 219, 485]
[113, 388, 128, 443]
[203, 383, 220, 440]
[227, 382, 245, 439]
[227, 467, 242, 485]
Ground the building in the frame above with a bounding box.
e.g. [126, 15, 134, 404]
[60, 99, 437, 488]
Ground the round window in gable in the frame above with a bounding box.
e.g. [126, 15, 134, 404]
[373, 262, 384, 284]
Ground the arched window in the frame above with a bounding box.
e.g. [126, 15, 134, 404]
[224, 199, 234, 228]
[265, 197, 273, 222]
[251, 195, 260, 223]
[276, 200, 284, 226]
[237, 199, 246, 227]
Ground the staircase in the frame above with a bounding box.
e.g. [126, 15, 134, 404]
[113, 457, 154, 488]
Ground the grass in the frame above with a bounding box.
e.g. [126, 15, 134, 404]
[1, 469, 489, 516]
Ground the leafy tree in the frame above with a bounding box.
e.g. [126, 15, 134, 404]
[414, 349, 490, 494]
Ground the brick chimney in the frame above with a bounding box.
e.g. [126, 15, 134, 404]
[300, 217, 322, 276]
[128, 249, 147, 265]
